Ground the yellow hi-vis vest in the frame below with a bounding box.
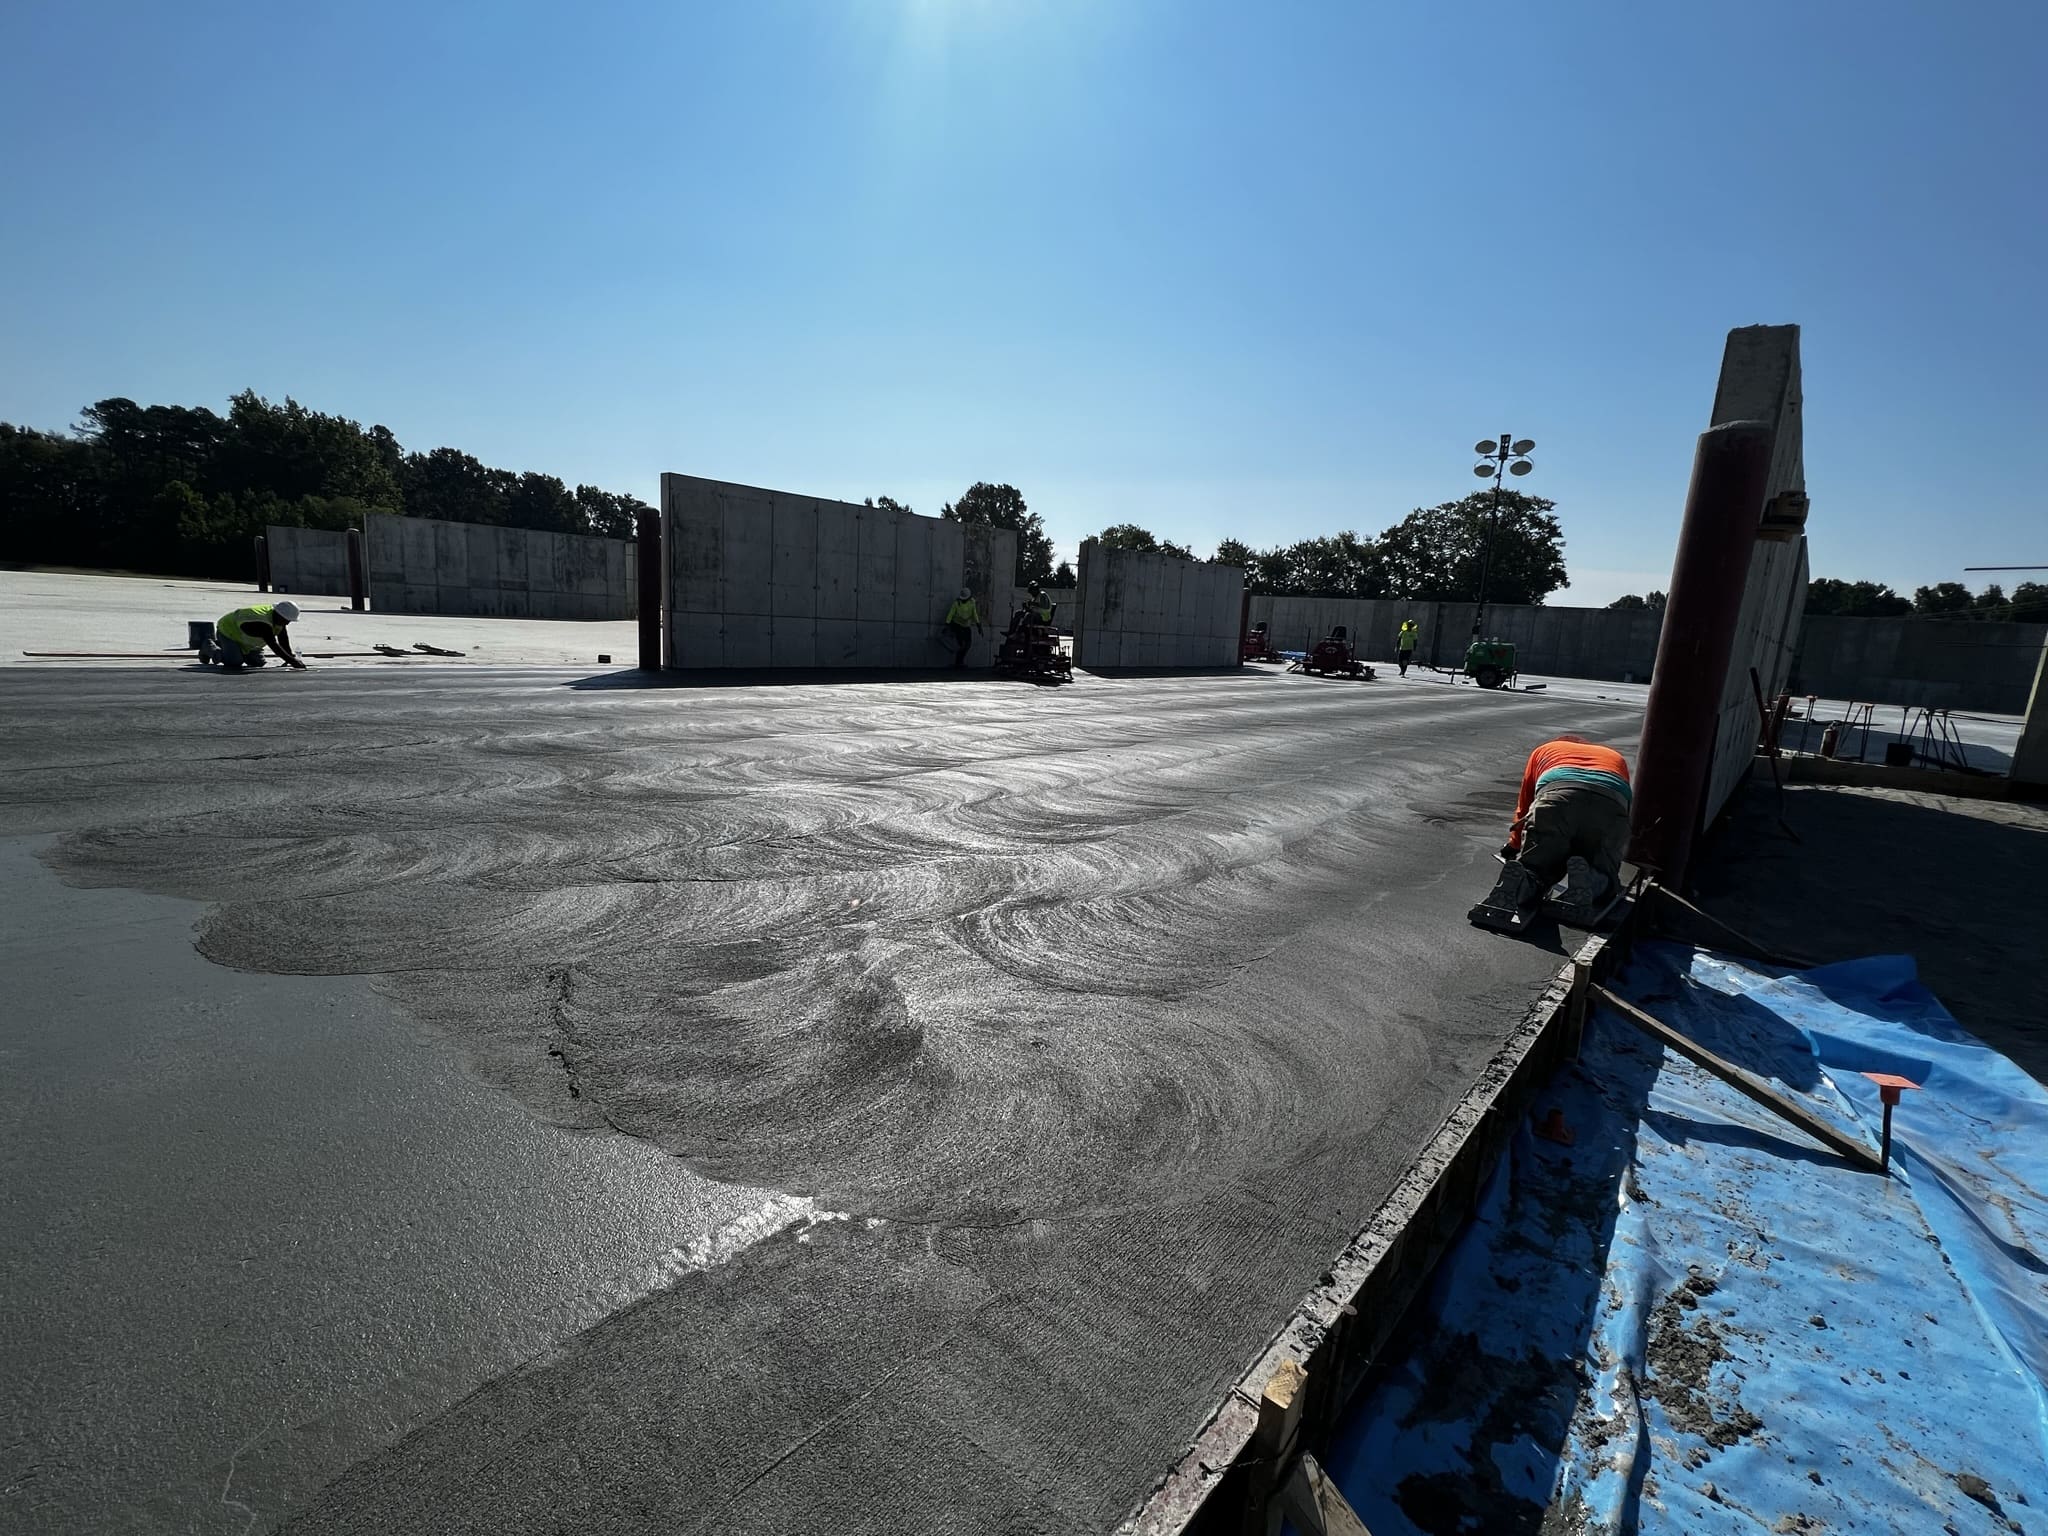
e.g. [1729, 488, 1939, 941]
[945, 598, 980, 626]
[218, 604, 280, 647]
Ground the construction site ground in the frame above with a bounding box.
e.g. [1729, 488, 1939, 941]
[0, 597, 1641, 1534]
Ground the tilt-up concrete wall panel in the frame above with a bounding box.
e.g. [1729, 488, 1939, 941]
[357, 512, 636, 620]
[263, 526, 352, 597]
[1073, 542, 1244, 670]
[661, 474, 1015, 671]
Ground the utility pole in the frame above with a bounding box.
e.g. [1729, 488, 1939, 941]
[1470, 434, 1535, 637]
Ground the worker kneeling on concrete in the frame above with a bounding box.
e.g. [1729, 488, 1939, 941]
[206, 600, 308, 672]
[1469, 735, 1631, 931]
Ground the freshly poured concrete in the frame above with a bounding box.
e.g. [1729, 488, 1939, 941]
[0, 837, 788, 1534]
[0, 662, 1636, 1532]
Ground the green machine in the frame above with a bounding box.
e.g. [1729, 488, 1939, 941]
[1463, 637, 1517, 690]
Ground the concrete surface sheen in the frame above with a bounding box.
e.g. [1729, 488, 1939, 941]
[0, 666, 1636, 1533]
[0, 838, 778, 1535]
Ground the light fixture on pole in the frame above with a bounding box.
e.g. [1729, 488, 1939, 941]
[1470, 433, 1535, 637]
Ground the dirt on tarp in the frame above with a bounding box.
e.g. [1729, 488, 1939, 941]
[1644, 1293, 1764, 1450]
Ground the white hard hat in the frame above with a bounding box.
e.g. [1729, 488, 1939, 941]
[273, 600, 301, 622]
[958, 587, 971, 600]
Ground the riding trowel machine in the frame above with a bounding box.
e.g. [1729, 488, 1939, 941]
[1289, 626, 1374, 680]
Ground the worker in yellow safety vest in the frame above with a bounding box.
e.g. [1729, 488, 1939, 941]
[942, 588, 985, 668]
[208, 600, 308, 672]
[1396, 618, 1420, 676]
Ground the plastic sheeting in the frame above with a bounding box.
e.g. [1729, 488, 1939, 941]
[1326, 942, 2048, 1534]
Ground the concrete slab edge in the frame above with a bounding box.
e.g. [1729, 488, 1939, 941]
[1116, 922, 1623, 1535]
[1770, 751, 2031, 802]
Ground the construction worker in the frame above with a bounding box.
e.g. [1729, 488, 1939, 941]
[941, 587, 984, 668]
[1029, 586, 1056, 625]
[1476, 734, 1632, 927]
[1396, 618, 1420, 676]
[208, 600, 307, 672]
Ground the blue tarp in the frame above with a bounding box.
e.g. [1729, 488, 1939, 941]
[1326, 942, 2048, 1534]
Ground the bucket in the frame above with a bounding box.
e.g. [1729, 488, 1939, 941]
[186, 620, 214, 649]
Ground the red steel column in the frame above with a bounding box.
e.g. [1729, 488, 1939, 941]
[637, 503, 663, 670]
[1627, 420, 1774, 885]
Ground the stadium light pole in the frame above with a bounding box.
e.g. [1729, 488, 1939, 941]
[1470, 434, 1535, 638]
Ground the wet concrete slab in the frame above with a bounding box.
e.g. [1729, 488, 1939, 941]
[0, 838, 788, 1534]
[0, 665, 1640, 1532]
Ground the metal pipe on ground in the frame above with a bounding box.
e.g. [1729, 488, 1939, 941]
[636, 503, 663, 670]
[346, 527, 368, 613]
[1627, 421, 1774, 886]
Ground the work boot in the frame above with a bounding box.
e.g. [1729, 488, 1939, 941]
[1469, 860, 1541, 930]
[1543, 856, 1613, 925]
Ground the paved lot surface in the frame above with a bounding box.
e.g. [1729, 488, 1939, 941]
[0, 658, 1637, 1533]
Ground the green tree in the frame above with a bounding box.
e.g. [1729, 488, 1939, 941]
[1608, 591, 1666, 612]
[2010, 582, 2048, 622]
[1214, 538, 1297, 593]
[403, 447, 512, 526]
[217, 391, 401, 510]
[863, 495, 915, 517]
[503, 471, 578, 532]
[1284, 532, 1384, 597]
[574, 484, 648, 539]
[1804, 578, 1910, 617]
[942, 482, 1053, 585]
[1051, 559, 1076, 587]
[1912, 581, 1976, 616]
[1377, 491, 1566, 605]
[1094, 522, 1160, 552]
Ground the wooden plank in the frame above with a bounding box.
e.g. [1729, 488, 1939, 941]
[1244, 1359, 1308, 1536]
[1277, 1453, 1374, 1536]
[1590, 984, 1882, 1173]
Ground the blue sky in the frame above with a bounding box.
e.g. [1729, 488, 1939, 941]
[3, 0, 2043, 603]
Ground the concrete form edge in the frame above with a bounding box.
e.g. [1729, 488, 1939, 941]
[1116, 924, 1620, 1535]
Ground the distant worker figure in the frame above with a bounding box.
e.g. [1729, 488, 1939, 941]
[1469, 734, 1632, 931]
[1012, 585, 1055, 635]
[207, 600, 307, 672]
[1396, 618, 1420, 676]
[942, 588, 984, 669]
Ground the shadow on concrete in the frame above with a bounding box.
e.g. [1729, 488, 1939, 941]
[1075, 666, 1251, 679]
[1695, 782, 2048, 1086]
[561, 666, 1067, 691]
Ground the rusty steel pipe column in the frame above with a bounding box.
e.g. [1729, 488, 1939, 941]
[637, 503, 663, 670]
[1627, 420, 1774, 886]
[254, 535, 270, 593]
[346, 527, 367, 612]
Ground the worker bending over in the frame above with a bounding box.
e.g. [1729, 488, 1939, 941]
[942, 588, 984, 668]
[209, 600, 307, 671]
[1486, 734, 1631, 925]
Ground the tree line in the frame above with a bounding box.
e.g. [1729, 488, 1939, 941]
[1050, 491, 1568, 604]
[1802, 576, 2047, 622]
[921, 484, 1570, 603]
[0, 392, 653, 580]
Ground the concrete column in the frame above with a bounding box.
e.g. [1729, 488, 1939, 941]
[1628, 421, 1775, 885]
[2013, 637, 2048, 793]
[346, 528, 367, 612]
[254, 535, 270, 593]
[637, 504, 663, 669]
